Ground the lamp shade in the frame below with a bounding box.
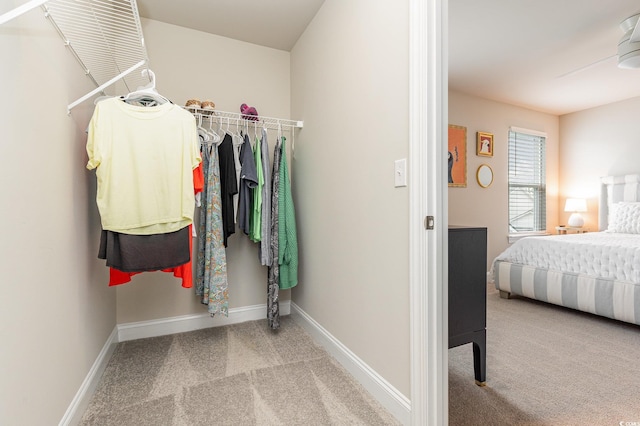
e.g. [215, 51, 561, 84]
[564, 198, 587, 213]
[565, 198, 587, 227]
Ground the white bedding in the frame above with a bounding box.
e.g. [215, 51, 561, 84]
[493, 232, 640, 283]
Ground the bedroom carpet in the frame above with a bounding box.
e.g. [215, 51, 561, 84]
[449, 285, 640, 425]
[79, 315, 400, 425]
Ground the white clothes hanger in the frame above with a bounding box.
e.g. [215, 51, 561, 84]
[216, 115, 224, 136]
[121, 69, 170, 106]
[197, 113, 211, 144]
[225, 117, 237, 142]
[233, 119, 244, 147]
[244, 121, 250, 144]
[207, 116, 222, 145]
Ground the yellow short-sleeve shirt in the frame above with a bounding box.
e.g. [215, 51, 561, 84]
[86, 97, 201, 235]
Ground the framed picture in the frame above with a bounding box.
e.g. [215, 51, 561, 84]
[476, 131, 493, 157]
[448, 124, 467, 187]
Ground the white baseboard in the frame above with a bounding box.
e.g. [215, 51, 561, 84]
[59, 326, 119, 426]
[118, 301, 291, 342]
[290, 302, 411, 426]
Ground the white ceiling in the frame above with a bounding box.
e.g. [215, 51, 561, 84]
[449, 0, 640, 115]
[136, 0, 325, 52]
[136, 0, 640, 116]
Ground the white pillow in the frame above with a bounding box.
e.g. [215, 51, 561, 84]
[608, 202, 640, 234]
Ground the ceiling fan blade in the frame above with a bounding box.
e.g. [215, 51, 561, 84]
[631, 16, 640, 42]
[556, 54, 617, 79]
[622, 13, 640, 42]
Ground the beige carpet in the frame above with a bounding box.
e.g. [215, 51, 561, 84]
[80, 315, 400, 425]
[449, 285, 640, 425]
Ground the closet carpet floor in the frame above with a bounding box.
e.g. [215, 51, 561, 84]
[80, 315, 401, 425]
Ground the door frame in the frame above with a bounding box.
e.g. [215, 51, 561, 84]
[409, 0, 448, 424]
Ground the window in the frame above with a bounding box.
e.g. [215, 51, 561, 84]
[508, 127, 546, 235]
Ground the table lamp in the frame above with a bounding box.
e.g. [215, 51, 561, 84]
[565, 198, 587, 227]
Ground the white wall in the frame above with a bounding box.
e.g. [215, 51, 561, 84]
[115, 19, 294, 324]
[559, 96, 640, 230]
[290, 0, 411, 397]
[0, 3, 116, 424]
[448, 90, 560, 266]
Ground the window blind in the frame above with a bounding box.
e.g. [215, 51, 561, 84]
[508, 129, 546, 233]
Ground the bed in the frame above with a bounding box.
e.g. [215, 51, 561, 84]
[491, 174, 640, 326]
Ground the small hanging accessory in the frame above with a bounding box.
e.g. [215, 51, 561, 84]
[240, 103, 259, 121]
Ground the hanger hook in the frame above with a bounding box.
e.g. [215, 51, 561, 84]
[142, 68, 156, 89]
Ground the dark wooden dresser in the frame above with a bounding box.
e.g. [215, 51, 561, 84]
[448, 226, 487, 386]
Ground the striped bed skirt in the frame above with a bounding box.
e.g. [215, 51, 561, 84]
[493, 260, 640, 326]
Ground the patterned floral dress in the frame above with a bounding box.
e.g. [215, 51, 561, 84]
[196, 143, 229, 316]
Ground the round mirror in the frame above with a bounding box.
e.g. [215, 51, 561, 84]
[477, 164, 493, 188]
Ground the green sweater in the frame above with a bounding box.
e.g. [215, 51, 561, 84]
[278, 138, 298, 289]
[250, 136, 263, 242]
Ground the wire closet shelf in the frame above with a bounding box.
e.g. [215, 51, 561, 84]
[1, 0, 151, 113]
[187, 107, 304, 130]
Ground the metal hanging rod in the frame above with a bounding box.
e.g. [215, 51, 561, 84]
[187, 107, 304, 130]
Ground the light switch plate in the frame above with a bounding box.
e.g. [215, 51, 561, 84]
[395, 158, 407, 187]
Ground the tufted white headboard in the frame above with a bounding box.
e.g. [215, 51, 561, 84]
[599, 174, 640, 231]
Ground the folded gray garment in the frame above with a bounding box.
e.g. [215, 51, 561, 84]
[98, 226, 190, 272]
